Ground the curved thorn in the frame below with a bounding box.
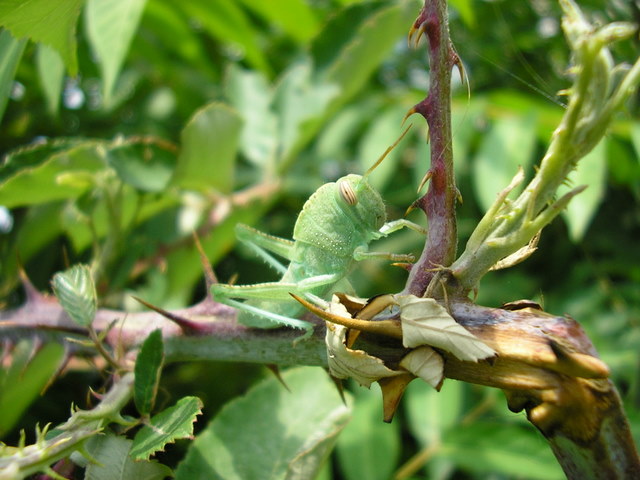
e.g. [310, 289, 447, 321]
[417, 170, 433, 194]
[402, 107, 418, 126]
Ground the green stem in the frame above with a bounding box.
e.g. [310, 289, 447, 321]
[0, 374, 134, 478]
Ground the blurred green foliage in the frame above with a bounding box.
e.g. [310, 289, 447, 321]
[0, 0, 638, 478]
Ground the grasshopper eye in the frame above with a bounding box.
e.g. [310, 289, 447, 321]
[338, 180, 358, 206]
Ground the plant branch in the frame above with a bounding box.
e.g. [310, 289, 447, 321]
[404, 0, 460, 297]
[3, 289, 638, 477]
[0, 373, 134, 478]
[450, 0, 640, 292]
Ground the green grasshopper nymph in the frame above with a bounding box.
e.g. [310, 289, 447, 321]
[211, 125, 426, 339]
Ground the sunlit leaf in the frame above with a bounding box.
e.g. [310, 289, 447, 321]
[0, 0, 82, 75]
[85, 0, 148, 109]
[174, 367, 350, 480]
[397, 295, 496, 362]
[172, 102, 242, 193]
[225, 65, 277, 168]
[273, 60, 339, 165]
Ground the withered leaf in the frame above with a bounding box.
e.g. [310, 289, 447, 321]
[397, 295, 496, 362]
[324, 299, 403, 387]
[399, 346, 444, 389]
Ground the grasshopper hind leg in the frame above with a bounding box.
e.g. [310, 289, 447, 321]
[222, 297, 315, 340]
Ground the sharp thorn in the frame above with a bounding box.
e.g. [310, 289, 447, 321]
[548, 340, 610, 379]
[402, 107, 418, 126]
[378, 374, 415, 422]
[192, 232, 218, 292]
[417, 170, 433, 194]
[266, 364, 290, 392]
[132, 296, 202, 334]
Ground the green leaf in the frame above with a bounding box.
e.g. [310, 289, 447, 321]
[310, 2, 387, 74]
[404, 380, 463, 447]
[273, 60, 339, 165]
[172, 102, 242, 193]
[131, 396, 203, 461]
[472, 114, 538, 212]
[51, 264, 97, 327]
[181, 0, 270, 75]
[441, 421, 563, 479]
[107, 140, 176, 192]
[85, 0, 148, 109]
[0, 340, 65, 436]
[224, 65, 278, 168]
[174, 367, 351, 480]
[357, 106, 410, 192]
[85, 435, 173, 480]
[134, 329, 164, 416]
[237, 0, 320, 43]
[0, 29, 26, 123]
[336, 385, 400, 480]
[36, 43, 65, 116]
[0, 141, 105, 207]
[449, 0, 475, 28]
[311, 2, 416, 104]
[0, 0, 83, 75]
[559, 139, 607, 241]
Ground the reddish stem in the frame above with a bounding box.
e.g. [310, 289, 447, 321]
[404, 0, 460, 297]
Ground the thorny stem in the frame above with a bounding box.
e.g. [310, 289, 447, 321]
[0, 373, 134, 478]
[404, 0, 460, 297]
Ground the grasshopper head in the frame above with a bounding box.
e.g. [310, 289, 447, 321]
[334, 123, 412, 233]
[336, 174, 386, 231]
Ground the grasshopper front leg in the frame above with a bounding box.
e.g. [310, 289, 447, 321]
[353, 219, 427, 263]
[379, 219, 428, 236]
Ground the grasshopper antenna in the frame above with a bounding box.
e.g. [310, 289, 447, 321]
[363, 123, 413, 178]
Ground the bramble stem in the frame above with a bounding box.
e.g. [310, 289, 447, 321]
[404, 0, 459, 297]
